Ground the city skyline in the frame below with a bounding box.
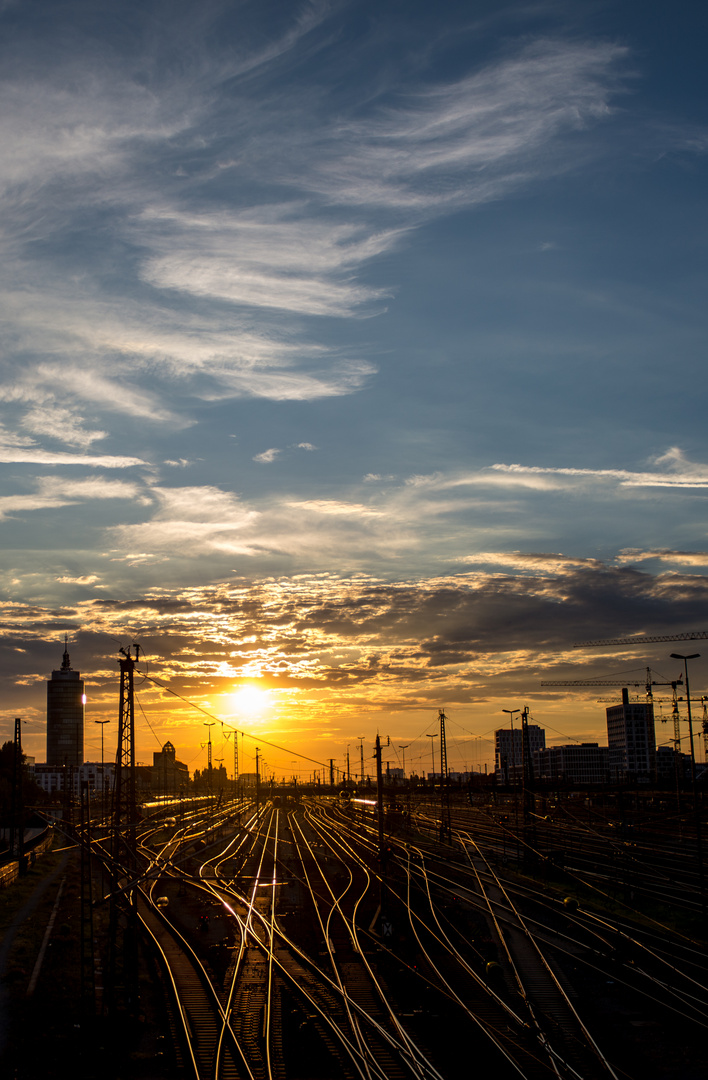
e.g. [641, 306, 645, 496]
[1, 1, 707, 772]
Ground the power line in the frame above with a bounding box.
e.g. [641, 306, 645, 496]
[135, 669, 329, 770]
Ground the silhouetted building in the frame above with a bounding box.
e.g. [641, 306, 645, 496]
[535, 743, 609, 785]
[606, 688, 656, 782]
[152, 741, 189, 794]
[495, 724, 545, 781]
[46, 638, 85, 767]
[35, 761, 114, 798]
[655, 744, 692, 784]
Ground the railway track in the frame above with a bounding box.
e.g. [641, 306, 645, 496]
[94, 794, 708, 1079]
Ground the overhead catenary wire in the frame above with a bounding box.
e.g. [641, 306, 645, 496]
[135, 668, 329, 770]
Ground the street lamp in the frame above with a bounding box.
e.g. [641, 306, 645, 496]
[399, 744, 410, 779]
[502, 709, 520, 786]
[94, 720, 110, 819]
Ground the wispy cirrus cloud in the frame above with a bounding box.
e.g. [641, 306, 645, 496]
[407, 448, 708, 493]
[462, 552, 606, 574]
[306, 40, 630, 210]
[108, 486, 260, 555]
[489, 459, 708, 488]
[0, 473, 145, 520]
[0, 424, 145, 467]
[617, 549, 708, 566]
[286, 499, 383, 517]
[0, 22, 635, 446]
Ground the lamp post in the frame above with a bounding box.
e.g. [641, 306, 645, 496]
[398, 744, 410, 780]
[502, 709, 520, 786]
[670, 652, 705, 916]
[427, 733, 438, 785]
[94, 720, 110, 820]
[502, 708, 521, 863]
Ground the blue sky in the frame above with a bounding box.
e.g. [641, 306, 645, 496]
[1, 0, 707, 776]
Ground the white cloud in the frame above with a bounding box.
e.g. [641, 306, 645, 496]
[490, 456, 708, 488]
[306, 40, 628, 210]
[107, 485, 260, 555]
[0, 473, 146, 521]
[55, 575, 101, 585]
[0, 494, 75, 520]
[253, 448, 281, 463]
[138, 208, 397, 316]
[617, 549, 708, 567]
[286, 499, 384, 517]
[0, 425, 145, 468]
[463, 552, 605, 574]
[20, 405, 107, 449]
[35, 476, 145, 501]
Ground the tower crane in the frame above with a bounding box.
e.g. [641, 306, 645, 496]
[541, 666, 680, 702]
[574, 630, 708, 648]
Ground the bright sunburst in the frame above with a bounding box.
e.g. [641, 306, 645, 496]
[229, 684, 270, 715]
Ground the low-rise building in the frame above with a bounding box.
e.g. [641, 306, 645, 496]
[34, 761, 114, 799]
[535, 743, 609, 785]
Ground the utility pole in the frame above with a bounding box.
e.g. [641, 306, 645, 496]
[427, 732, 438, 785]
[108, 644, 140, 1018]
[520, 706, 537, 865]
[374, 734, 389, 870]
[502, 708, 521, 863]
[10, 718, 25, 872]
[80, 779, 95, 1018]
[670, 653, 706, 917]
[255, 747, 261, 817]
[438, 710, 452, 842]
[204, 721, 215, 792]
[358, 736, 364, 785]
[521, 706, 534, 799]
[95, 719, 110, 821]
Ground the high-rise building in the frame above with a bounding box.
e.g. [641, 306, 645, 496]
[46, 637, 85, 767]
[606, 688, 656, 782]
[495, 724, 545, 781]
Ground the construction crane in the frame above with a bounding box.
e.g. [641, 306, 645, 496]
[574, 631, 708, 647]
[541, 667, 681, 702]
[571, 634, 707, 760]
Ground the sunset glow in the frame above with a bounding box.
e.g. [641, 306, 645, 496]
[228, 685, 271, 718]
[0, 2, 706, 774]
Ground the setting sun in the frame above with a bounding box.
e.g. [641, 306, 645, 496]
[229, 684, 271, 716]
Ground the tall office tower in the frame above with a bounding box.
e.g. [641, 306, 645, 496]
[494, 724, 546, 781]
[46, 637, 85, 767]
[606, 687, 656, 782]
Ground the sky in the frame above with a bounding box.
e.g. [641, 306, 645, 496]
[1, 0, 708, 779]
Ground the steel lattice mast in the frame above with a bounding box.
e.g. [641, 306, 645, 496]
[111, 646, 139, 869]
[107, 645, 140, 1016]
[438, 709, 452, 842]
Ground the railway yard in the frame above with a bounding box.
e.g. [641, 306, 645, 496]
[3, 791, 708, 1079]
